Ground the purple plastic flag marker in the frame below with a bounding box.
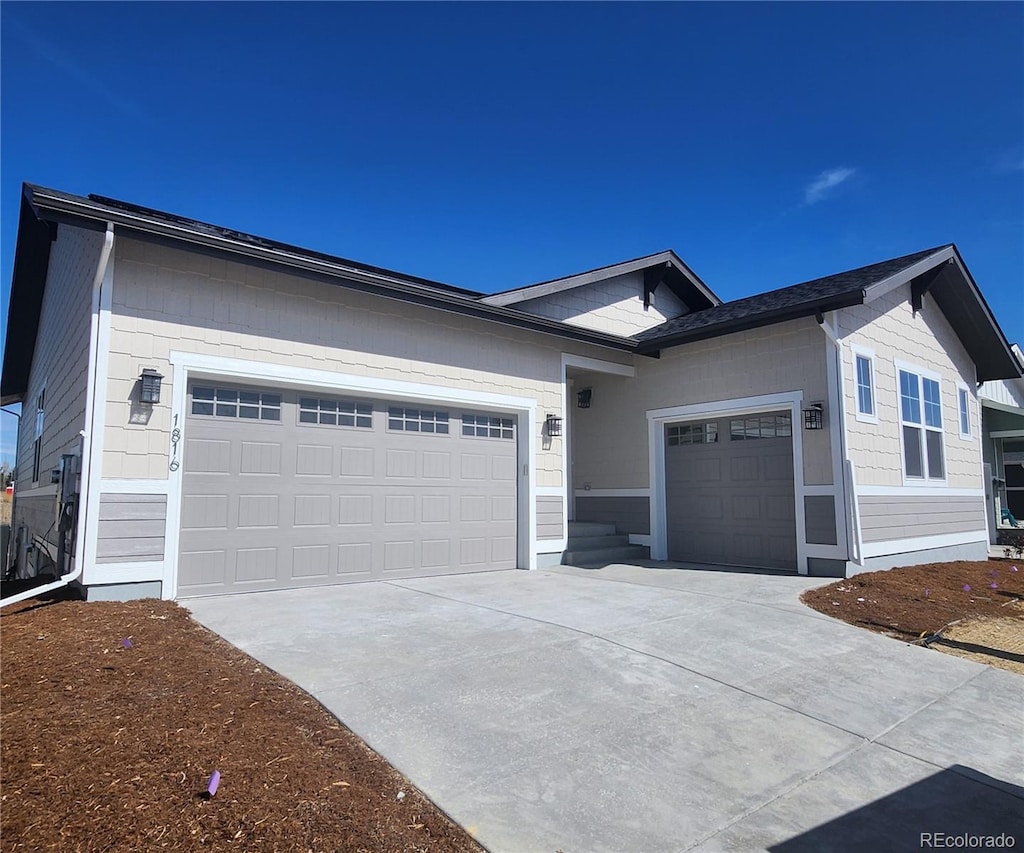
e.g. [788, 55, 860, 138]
[208, 770, 221, 797]
[121, 638, 133, 649]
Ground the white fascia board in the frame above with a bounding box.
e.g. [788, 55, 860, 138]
[860, 530, 988, 558]
[981, 398, 1024, 417]
[863, 247, 954, 304]
[647, 390, 804, 422]
[561, 353, 636, 377]
[856, 485, 984, 497]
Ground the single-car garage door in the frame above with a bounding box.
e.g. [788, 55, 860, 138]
[177, 382, 518, 597]
[665, 411, 796, 570]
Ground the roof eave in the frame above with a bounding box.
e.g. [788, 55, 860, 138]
[636, 291, 866, 354]
[22, 186, 641, 356]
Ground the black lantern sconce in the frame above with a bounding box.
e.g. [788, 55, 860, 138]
[545, 413, 563, 436]
[140, 369, 164, 405]
[577, 388, 592, 409]
[802, 402, 824, 430]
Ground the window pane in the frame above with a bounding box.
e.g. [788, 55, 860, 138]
[319, 412, 336, 425]
[437, 423, 449, 434]
[300, 398, 317, 410]
[903, 426, 924, 477]
[216, 404, 237, 417]
[193, 387, 215, 401]
[899, 371, 921, 423]
[192, 401, 214, 416]
[338, 414, 355, 427]
[923, 379, 942, 428]
[217, 389, 238, 403]
[260, 408, 280, 421]
[320, 399, 337, 413]
[856, 356, 873, 414]
[299, 411, 317, 423]
[239, 391, 260, 404]
[239, 405, 259, 419]
[926, 430, 944, 479]
[389, 419, 403, 431]
[959, 389, 970, 434]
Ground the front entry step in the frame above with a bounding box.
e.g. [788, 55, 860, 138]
[563, 521, 649, 567]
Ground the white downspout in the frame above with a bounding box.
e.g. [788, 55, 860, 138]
[1, 224, 114, 608]
[818, 313, 863, 566]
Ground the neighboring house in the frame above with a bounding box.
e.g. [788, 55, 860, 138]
[2, 183, 1020, 601]
[979, 343, 1024, 540]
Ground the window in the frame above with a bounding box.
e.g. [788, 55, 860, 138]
[957, 386, 971, 438]
[898, 368, 943, 480]
[854, 353, 875, 419]
[729, 414, 792, 441]
[32, 389, 45, 483]
[462, 413, 514, 439]
[192, 386, 281, 421]
[299, 397, 372, 428]
[667, 422, 718, 446]
[388, 407, 449, 434]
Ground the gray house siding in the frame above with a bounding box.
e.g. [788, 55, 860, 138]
[804, 496, 838, 546]
[575, 495, 650, 535]
[536, 496, 564, 541]
[858, 495, 986, 544]
[96, 494, 167, 563]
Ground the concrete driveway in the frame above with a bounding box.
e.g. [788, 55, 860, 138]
[186, 565, 1024, 852]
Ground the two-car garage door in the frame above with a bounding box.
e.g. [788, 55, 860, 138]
[177, 382, 518, 597]
[664, 411, 797, 570]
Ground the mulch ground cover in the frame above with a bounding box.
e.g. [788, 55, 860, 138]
[0, 597, 483, 853]
[801, 560, 1024, 674]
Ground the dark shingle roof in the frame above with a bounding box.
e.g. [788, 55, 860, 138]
[635, 246, 950, 348]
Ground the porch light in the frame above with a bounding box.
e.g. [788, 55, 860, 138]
[577, 388, 592, 409]
[140, 369, 164, 404]
[545, 413, 563, 436]
[802, 402, 824, 430]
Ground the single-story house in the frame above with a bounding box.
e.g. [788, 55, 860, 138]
[979, 344, 1024, 541]
[3, 183, 1021, 601]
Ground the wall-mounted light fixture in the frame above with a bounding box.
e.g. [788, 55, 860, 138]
[802, 402, 824, 430]
[544, 413, 563, 436]
[140, 369, 164, 405]
[577, 388, 592, 409]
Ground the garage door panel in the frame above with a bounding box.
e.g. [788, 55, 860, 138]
[237, 494, 279, 528]
[294, 494, 331, 527]
[665, 413, 796, 571]
[178, 385, 517, 596]
[181, 494, 229, 530]
[235, 548, 277, 583]
[296, 444, 332, 476]
[186, 439, 231, 473]
[240, 442, 282, 475]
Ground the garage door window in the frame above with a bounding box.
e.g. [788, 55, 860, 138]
[192, 387, 281, 421]
[729, 414, 791, 440]
[462, 413, 514, 439]
[388, 407, 450, 434]
[667, 422, 718, 446]
[299, 397, 372, 428]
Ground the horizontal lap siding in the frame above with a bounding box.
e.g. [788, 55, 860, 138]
[859, 495, 986, 543]
[96, 494, 167, 563]
[536, 496, 564, 540]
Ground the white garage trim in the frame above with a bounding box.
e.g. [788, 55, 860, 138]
[647, 391, 809, 575]
[164, 351, 538, 599]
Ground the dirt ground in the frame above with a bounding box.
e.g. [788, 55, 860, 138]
[0, 596, 483, 852]
[801, 560, 1024, 675]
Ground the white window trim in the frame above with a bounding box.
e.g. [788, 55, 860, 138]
[850, 345, 878, 424]
[956, 382, 973, 441]
[31, 383, 46, 485]
[894, 359, 946, 486]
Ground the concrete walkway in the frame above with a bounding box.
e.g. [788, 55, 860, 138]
[187, 565, 1024, 852]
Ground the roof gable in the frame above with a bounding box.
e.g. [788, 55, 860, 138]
[480, 250, 720, 314]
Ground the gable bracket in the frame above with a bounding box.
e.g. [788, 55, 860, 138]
[643, 263, 670, 309]
[910, 261, 950, 313]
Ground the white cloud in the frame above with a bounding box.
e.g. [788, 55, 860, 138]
[804, 167, 856, 205]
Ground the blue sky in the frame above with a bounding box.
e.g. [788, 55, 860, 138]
[2, 2, 1022, 465]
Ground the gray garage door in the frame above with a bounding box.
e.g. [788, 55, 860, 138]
[665, 412, 797, 570]
[177, 383, 518, 597]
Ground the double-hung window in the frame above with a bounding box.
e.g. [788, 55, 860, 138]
[898, 367, 944, 480]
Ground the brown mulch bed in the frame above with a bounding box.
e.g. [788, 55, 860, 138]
[0, 597, 483, 852]
[801, 560, 1024, 674]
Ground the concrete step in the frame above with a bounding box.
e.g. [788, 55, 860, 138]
[567, 521, 617, 537]
[562, 545, 650, 566]
[566, 534, 631, 550]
